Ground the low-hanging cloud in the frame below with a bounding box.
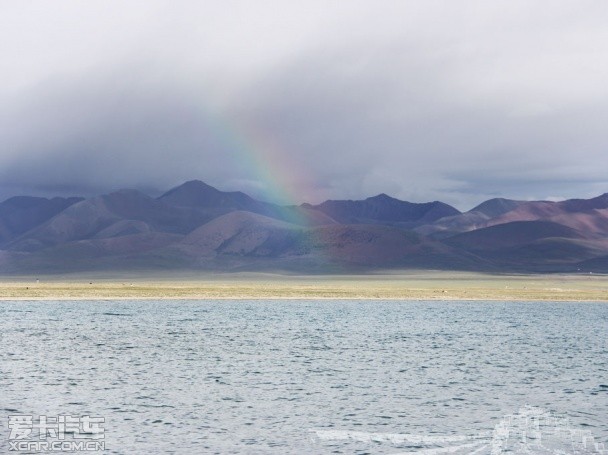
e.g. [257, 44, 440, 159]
[1, 1, 608, 210]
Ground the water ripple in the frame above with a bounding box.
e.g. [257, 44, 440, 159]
[0, 299, 606, 454]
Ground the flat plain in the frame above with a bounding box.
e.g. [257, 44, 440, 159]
[1, 271, 607, 301]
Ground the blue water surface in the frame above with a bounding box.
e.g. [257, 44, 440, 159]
[1, 300, 606, 453]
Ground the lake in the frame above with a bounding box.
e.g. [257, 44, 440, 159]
[1, 299, 607, 454]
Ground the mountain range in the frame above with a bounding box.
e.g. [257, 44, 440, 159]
[2, 179, 608, 274]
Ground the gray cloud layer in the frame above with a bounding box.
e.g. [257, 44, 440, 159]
[1, 1, 607, 209]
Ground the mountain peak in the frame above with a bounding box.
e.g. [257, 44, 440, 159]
[470, 198, 523, 218]
[367, 193, 397, 202]
[158, 180, 255, 209]
[162, 180, 219, 196]
[559, 192, 608, 211]
[592, 192, 608, 203]
[181, 179, 217, 190]
[310, 194, 459, 225]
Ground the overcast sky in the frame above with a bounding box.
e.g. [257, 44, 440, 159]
[1, 1, 607, 210]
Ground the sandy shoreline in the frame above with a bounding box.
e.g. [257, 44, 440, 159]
[1, 272, 607, 301]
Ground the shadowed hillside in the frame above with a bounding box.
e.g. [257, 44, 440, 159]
[303, 193, 460, 226]
[0, 196, 83, 246]
[1, 181, 607, 274]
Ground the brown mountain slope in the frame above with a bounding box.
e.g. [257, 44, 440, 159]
[487, 199, 608, 235]
[0, 196, 83, 246]
[414, 198, 528, 238]
[176, 211, 302, 257]
[303, 224, 487, 269]
[303, 193, 460, 226]
[6, 190, 210, 252]
[444, 220, 608, 270]
[161, 212, 488, 271]
[10, 232, 183, 273]
[159, 180, 336, 226]
[444, 221, 586, 252]
[3, 185, 608, 274]
[418, 194, 608, 239]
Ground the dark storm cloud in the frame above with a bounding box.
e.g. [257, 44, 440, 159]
[1, 1, 608, 209]
[0, 68, 234, 197]
[236, 40, 608, 207]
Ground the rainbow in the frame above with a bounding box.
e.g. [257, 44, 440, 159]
[225, 119, 338, 267]
[201, 107, 319, 226]
[230, 120, 313, 207]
